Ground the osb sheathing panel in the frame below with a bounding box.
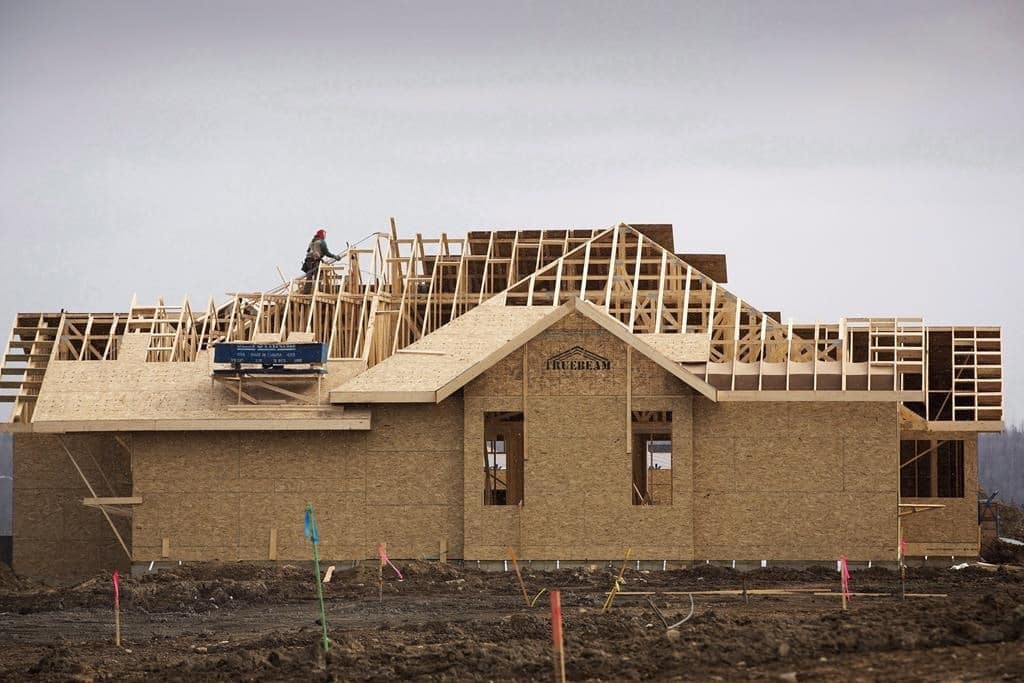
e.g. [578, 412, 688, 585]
[693, 493, 893, 560]
[631, 353, 689, 396]
[464, 313, 696, 561]
[692, 401, 898, 560]
[332, 298, 554, 396]
[465, 348, 524, 397]
[32, 335, 365, 424]
[902, 436, 979, 553]
[131, 398, 465, 562]
[634, 334, 711, 364]
[13, 433, 131, 578]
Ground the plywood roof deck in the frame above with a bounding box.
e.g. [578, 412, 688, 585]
[329, 296, 559, 403]
[330, 296, 722, 403]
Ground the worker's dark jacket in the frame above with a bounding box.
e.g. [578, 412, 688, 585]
[302, 238, 338, 274]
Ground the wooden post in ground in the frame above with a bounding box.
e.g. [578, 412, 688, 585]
[378, 542, 386, 605]
[839, 555, 851, 611]
[112, 571, 121, 647]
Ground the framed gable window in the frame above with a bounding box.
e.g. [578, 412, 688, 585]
[631, 411, 672, 506]
[484, 412, 524, 505]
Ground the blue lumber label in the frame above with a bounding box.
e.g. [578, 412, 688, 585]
[213, 343, 327, 365]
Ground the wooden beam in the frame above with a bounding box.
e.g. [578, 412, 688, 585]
[33, 414, 372, 432]
[604, 224, 619, 312]
[717, 390, 924, 402]
[654, 250, 667, 333]
[82, 497, 143, 506]
[626, 347, 632, 454]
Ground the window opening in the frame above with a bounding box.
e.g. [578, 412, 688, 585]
[899, 439, 964, 498]
[631, 411, 672, 505]
[484, 412, 524, 505]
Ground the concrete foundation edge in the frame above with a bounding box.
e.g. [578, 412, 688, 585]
[131, 556, 983, 577]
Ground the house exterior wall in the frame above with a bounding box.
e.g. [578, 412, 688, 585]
[10, 312, 981, 578]
[464, 313, 696, 561]
[130, 399, 465, 563]
[463, 312, 902, 562]
[692, 401, 898, 561]
[13, 433, 131, 579]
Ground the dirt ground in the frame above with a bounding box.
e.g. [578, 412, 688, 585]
[1, 559, 1023, 682]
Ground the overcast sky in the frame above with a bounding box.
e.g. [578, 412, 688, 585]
[0, 0, 1021, 422]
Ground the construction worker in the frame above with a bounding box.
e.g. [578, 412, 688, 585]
[302, 228, 339, 277]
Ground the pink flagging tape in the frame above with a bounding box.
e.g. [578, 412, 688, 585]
[112, 570, 120, 608]
[377, 543, 404, 581]
[839, 555, 852, 603]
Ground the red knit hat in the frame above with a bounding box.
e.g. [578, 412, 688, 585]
[315, 229, 326, 239]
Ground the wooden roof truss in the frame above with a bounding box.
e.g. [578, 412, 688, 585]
[0, 221, 1003, 426]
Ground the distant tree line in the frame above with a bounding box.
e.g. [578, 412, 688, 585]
[980, 423, 1024, 505]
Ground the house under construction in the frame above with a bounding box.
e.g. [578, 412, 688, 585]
[1, 222, 1004, 579]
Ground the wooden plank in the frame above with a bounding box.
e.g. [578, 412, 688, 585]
[269, 528, 278, 560]
[625, 347, 632, 455]
[627, 234, 644, 331]
[717, 390, 923, 402]
[813, 592, 947, 598]
[603, 224, 620, 312]
[329, 390, 437, 404]
[161, 537, 170, 558]
[31, 414, 372, 432]
[654, 251, 667, 333]
[579, 240, 592, 299]
[921, 420, 1004, 433]
[82, 497, 143, 506]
